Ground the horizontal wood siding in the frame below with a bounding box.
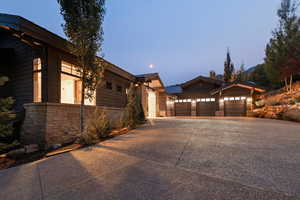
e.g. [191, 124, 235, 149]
[222, 86, 251, 97]
[0, 32, 36, 111]
[96, 70, 130, 108]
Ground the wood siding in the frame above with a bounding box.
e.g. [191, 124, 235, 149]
[0, 32, 39, 111]
[96, 70, 130, 108]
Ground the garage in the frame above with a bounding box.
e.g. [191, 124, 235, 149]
[196, 98, 217, 116]
[224, 97, 247, 116]
[175, 102, 191, 116]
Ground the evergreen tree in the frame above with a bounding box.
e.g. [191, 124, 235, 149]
[0, 76, 17, 152]
[223, 49, 235, 82]
[248, 64, 273, 88]
[57, 0, 106, 131]
[236, 63, 246, 81]
[265, 0, 300, 92]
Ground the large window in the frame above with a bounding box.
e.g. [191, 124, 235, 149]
[60, 61, 96, 105]
[33, 58, 42, 102]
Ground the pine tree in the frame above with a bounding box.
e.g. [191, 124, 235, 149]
[57, 0, 106, 131]
[236, 63, 246, 81]
[265, 0, 300, 92]
[223, 49, 235, 82]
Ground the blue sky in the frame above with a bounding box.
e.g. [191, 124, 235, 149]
[1, 0, 281, 85]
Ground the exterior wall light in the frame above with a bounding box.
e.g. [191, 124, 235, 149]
[247, 97, 252, 102]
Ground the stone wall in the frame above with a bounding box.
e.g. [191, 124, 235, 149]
[21, 103, 124, 148]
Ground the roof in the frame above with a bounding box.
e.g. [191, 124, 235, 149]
[136, 73, 165, 89]
[181, 75, 224, 88]
[0, 13, 136, 81]
[165, 85, 183, 94]
[211, 81, 266, 95]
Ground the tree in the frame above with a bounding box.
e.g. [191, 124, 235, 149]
[209, 70, 216, 79]
[265, 0, 300, 92]
[223, 48, 235, 82]
[0, 76, 17, 152]
[122, 83, 145, 128]
[236, 62, 246, 81]
[57, 0, 106, 131]
[248, 64, 273, 88]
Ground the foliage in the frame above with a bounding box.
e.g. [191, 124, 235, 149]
[57, 0, 106, 131]
[264, 95, 283, 106]
[265, 0, 300, 91]
[0, 76, 18, 152]
[86, 109, 110, 138]
[248, 64, 274, 88]
[295, 97, 300, 103]
[236, 63, 247, 81]
[223, 48, 235, 82]
[209, 71, 216, 79]
[122, 83, 145, 129]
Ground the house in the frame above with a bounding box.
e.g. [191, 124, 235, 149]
[0, 13, 165, 147]
[165, 76, 265, 117]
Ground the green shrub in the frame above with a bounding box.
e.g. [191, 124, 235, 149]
[122, 83, 138, 128]
[0, 76, 18, 152]
[76, 130, 98, 145]
[288, 99, 296, 105]
[295, 97, 300, 103]
[88, 109, 110, 138]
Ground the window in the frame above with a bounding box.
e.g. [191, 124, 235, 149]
[211, 98, 216, 102]
[60, 61, 96, 105]
[235, 97, 241, 100]
[241, 97, 247, 100]
[117, 85, 122, 93]
[106, 82, 112, 90]
[206, 98, 211, 102]
[201, 98, 206, 102]
[33, 58, 42, 102]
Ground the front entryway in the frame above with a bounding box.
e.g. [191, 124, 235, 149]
[148, 90, 157, 118]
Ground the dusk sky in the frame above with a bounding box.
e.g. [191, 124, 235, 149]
[1, 0, 281, 85]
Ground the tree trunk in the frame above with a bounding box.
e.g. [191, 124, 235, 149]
[289, 75, 293, 93]
[284, 77, 288, 92]
[80, 76, 86, 133]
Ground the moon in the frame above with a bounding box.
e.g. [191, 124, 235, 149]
[149, 64, 154, 69]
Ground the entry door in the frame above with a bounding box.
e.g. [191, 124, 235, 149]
[148, 91, 156, 118]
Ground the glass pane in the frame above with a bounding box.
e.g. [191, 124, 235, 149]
[33, 58, 42, 71]
[61, 73, 81, 104]
[33, 72, 42, 102]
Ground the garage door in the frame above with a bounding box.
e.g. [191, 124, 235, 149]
[196, 102, 217, 116]
[224, 100, 246, 116]
[175, 102, 191, 116]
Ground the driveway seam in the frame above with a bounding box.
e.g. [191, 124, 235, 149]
[175, 128, 194, 167]
[37, 164, 44, 200]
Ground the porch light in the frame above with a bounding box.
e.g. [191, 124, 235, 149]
[247, 97, 252, 102]
[220, 99, 224, 103]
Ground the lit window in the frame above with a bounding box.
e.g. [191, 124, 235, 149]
[61, 61, 81, 76]
[197, 99, 201, 102]
[175, 100, 179, 103]
[224, 97, 229, 101]
[235, 97, 241, 100]
[206, 98, 211, 102]
[179, 100, 183, 103]
[201, 99, 206, 102]
[183, 99, 187, 102]
[230, 97, 235, 101]
[241, 97, 247, 100]
[211, 98, 216, 102]
[33, 58, 42, 103]
[187, 99, 192, 102]
[61, 73, 82, 104]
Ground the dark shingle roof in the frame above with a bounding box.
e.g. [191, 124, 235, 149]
[165, 85, 183, 94]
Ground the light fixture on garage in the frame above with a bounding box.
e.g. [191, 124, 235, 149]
[247, 97, 252, 102]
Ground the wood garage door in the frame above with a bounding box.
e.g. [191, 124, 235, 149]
[196, 102, 217, 116]
[175, 103, 191, 116]
[224, 100, 246, 116]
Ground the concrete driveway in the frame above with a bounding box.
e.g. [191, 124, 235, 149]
[1, 117, 300, 200]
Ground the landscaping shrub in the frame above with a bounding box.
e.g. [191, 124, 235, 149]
[265, 95, 282, 106]
[77, 109, 111, 145]
[0, 77, 19, 153]
[87, 109, 111, 138]
[295, 97, 300, 103]
[121, 83, 141, 129]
